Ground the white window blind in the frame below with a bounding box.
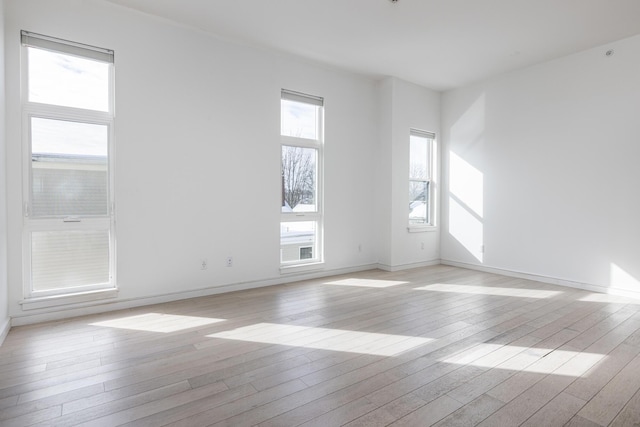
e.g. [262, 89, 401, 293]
[281, 89, 323, 107]
[21, 30, 114, 63]
[31, 230, 110, 291]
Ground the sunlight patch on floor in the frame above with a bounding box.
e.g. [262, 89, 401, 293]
[207, 323, 432, 356]
[90, 313, 225, 333]
[579, 293, 640, 305]
[415, 283, 563, 299]
[323, 278, 409, 288]
[441, 343, 605, 377]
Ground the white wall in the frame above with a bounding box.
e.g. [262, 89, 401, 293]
[442, 34, 640, 296]
[376, 78, 393, 267]
[377, 77, 441, 270]
[4, 0, 380, 323]
[0, 0, 10, 342]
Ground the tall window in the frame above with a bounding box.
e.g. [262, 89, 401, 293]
[21, 31, 115, 297]
[280, 90, 323, 266]
[409, 129, 435, 227]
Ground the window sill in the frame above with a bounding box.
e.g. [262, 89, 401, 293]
[280, 261, 325, 275]
[407, 225, 438, 233]
[20, 288, 118, 311]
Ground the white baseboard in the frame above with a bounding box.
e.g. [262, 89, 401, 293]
[13, 258, 639, 327]
[441, 259, 640, 301]
[0, 317, 10, 346]
[10, 263, 378, 326]
[377, 259, 441, 272]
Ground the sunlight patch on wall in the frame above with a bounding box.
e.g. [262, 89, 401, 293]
[441, 343, 605, 377]
[207, 323, 432, 356]
[449, 197, 483, 262]
[415, 283, 563, 299]
[324, 278, 408, 288]
[450, 151, 483, 217]
[447, 93, 485, 263]
[610, 263, 640, 293]
[90, 313, 225, 333]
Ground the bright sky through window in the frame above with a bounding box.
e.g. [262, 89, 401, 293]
[28, 47, 109, 112]
[31, 117, 108, 157]
[281, 99, 318, 139]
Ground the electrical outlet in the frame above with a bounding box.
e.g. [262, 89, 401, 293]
[200, 259, 208, 270]
[358, 244, 362, 253]
[226, 256, 233, 267]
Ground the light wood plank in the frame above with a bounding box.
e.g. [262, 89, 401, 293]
[520, 391, 587, 427]
[610, 387, 640, 426]
[432, 394, 504, 427]
[577, 351, 640, 426]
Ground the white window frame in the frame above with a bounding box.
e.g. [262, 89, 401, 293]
[20, 31, 116, 301]
[280, 89, 324, 270]
[408, 129, 437, 232]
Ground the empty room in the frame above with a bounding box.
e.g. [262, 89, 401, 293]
[1, 0, 640, 425]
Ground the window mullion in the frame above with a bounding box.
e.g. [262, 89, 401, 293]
[281, 135, 321, 148]
[25, 103, 113, 124]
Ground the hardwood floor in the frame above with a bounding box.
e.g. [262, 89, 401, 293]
[2, 265, 640, 426]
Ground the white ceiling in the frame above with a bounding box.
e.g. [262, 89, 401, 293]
[105, 0, 640, 91]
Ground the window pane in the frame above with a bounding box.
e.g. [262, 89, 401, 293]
[31, 230, 110, 291]
[281, 146, 317, 212]
[300, 247, 313, 260]
[410, 134, 430, 180]
[409, 181, 429, 225]
[281, 99, 318, 139]
[31, 118, 108, 217]
[281, 221, 316, 263]
[28, 47, 109, 111]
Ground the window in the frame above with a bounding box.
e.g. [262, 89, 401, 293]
[280, 90, 323, 267]
[21, 31, 115, 298]
[409, 129, 436, 228]
[299, 247, 313, 260]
